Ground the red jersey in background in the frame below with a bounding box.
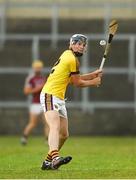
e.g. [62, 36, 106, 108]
[25, 73, 46, 103]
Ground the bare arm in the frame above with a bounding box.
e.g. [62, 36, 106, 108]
[24, 84, 43, 95]
[81, 69, 103, 80]
[70, 74, 101, 87]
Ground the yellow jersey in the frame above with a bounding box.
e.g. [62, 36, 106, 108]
[42, 50, 80, 99]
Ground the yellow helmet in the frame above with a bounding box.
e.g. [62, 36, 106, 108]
[32, 60, 44, 68]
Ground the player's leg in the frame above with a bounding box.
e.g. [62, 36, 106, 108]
[41, 110, 60, 170]
[48, 114, 72, 169]
[40, 93, 72, 170]
[59, 116, 69, 150]
[40, 93, 58, 167]
[44, 123, 49, 140]
[49, 111, 71, 170]
[44, 112, 69, 152]
[24, 113, 39, 135]
[40, 112, 49, 140]
[21, 113, 39, 145]
[49, 103, 72, 169]
[41, 112, 71, 170]
[50, 116, 71, 170]
[45, 110, 60, 153]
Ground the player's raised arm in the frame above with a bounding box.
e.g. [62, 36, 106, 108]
[68, 35, 102, 87]
[24, 84, 43, 95]
[81, 69, 103, 80]
[70, 73, 101, 87]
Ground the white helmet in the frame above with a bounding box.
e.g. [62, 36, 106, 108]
[70, 34, 88, 45]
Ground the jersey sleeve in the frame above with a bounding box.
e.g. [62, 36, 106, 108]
[69, 57, 80, 76]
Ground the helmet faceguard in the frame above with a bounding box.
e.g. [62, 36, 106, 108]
[70, 34, 87, 45]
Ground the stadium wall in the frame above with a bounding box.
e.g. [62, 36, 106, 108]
[0, 0, 136, 19]
[0, 2, 136, 135]
[0, 108, 136, 135]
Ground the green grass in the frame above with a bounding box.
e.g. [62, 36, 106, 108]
[0, 136, 136, 179]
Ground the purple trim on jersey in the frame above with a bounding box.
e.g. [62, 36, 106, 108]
[44, 93, 54, 111]
[51, 95, 54, 110]
[45, 93, 48, 111]
[69, 71, 80, 76]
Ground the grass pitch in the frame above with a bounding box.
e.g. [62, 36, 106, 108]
[0, 136, 136, 179]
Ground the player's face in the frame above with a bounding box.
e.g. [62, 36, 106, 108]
[33, 66, 43, 74]
[72, 41, 87, 54]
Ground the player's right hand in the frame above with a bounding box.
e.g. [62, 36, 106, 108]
[92, 77, 101, 86]
[93, 69, 103, 78]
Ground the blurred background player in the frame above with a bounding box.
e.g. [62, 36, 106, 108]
[21, 60, 48, 145]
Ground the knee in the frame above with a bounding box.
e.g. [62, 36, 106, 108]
[50, 124, 60, 132]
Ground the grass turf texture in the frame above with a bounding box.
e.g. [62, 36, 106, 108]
[0, 136, 136, 179]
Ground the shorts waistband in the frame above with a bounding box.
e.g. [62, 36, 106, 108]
[41, 92, 65, 102]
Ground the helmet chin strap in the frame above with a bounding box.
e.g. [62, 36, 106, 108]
[74, 51, 83, 57]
